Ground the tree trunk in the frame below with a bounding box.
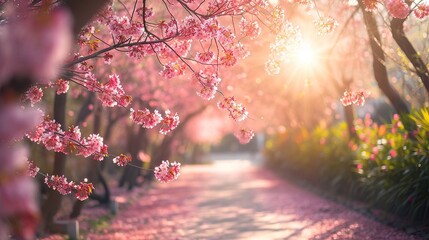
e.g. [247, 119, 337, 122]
[391, 18, 429, 95]
[119, 127, 148, 190]
[75, 93, 94, 126]
[88, 170, 111, 204]
[70, 103, 104, 218]
[359, 1, 409, 115]
[62, 0, 109, 35]
[344, 105, 358, 140]
[41, 93, 67, 231]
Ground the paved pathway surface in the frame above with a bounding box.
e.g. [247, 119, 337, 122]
[87, 160, 416, 240]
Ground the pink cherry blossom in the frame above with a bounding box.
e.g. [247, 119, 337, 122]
[74, 180, 94, 201]
[414, 3, 429, 19]
[130, 108, 163, 128]
[25, 86, 43, 105]
[217, 96, 237, 110]
[240, 18, 262, 39]
[42, 134, 63, 152]
[197, 86, 217, 100]
[217, 96, 248, 121]
[340, 90, 370, 107]
[79, 134, 104, 159]
[44, 175, 75, 195]
[159, 62, 186, 79]
[118, 95, 132, 107]
[154, 160, 181, 183]
[56, 79, 69, 95]
[159, 111, 180, 135]
[26, 160, 39, 178]
[385, 0, 410, 19]
[195, 51, 215, 63]
[44, 174, 94, 201]
[64, 126, 82, 143]
[113, 154, 132, 167]
[220, 49, 237, 66]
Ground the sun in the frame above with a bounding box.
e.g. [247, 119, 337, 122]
[290, 42, 321, 73]
[295, 43, 317, 66]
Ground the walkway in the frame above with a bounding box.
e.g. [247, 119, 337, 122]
[87, 160, 416, 240]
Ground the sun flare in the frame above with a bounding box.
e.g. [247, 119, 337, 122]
[296, 43, 317, 65]
[292, 43, 319, 71]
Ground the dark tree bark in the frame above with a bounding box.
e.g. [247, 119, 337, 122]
[70, 103, 107, 218]
[339, 78, 358, 140]
[344, 105, 357, 139]
[119, 127, 148, 190]
[391, 17, 429, 95]
[75, 93, 95, 126]
[62, 0, 109, 36]
[41, 93, 67, 232]
[88, 170, 111, 204]
[358, 1, 410, 115]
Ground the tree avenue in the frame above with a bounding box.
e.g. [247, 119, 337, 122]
[0, 0, 429, 238]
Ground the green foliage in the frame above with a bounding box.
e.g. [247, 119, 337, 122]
[265, 122, 359, 196]
[265, 109, 429, 222]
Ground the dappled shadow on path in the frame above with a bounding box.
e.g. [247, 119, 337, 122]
[87, 160, 415, 240]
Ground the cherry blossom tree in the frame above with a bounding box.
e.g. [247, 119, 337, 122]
[0, 0, 282, 236]
[3, 0, 429, 238]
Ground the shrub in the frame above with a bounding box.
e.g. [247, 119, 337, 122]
[265, 108, 429, 222]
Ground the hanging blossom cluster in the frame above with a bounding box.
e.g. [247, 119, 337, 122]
[43, 175, 94, 201]
[159, 110, 180, 135]
[130, 109, 179, 134]
[24, 80, 69, 105]
[217, 96, 249, 121]
[195, 51, 215, 63]
[24, 86, 43, 106]
[340, 90, 371, 107]
[73, 62, 132, 108]
[70, 2, 265, 145]
[27, 160, 94, 201]
[414, 3, 429, 19]
[93, 11, 251, 71]
[192, 68, 222, 100]
[265, 19, 303, 75]
[74, 2, 256, 102]
[385, 0, 410, 19]
[27, 160, 40, 178]
[314, 16, 339, 35]
[26, 117, 108, 161]
[160, 61, 187, 80]
[234, 128, 255, 144]
[240, 18, 262, 40]
[56, 79, 69, 95]
[113, 154, 132, 167]
[154, 160, 181, 183]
